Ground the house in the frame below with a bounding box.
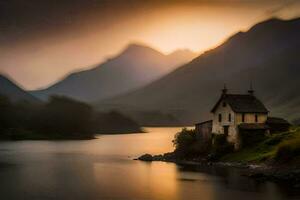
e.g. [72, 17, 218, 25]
[196, 85, 271, 149]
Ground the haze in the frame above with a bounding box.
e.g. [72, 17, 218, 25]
[0, 0, 299, 90]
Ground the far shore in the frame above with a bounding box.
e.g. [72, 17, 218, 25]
[0, 129, 146, 141]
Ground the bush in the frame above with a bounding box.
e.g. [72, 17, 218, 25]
[213, 134, 227, 146]
[211, 134, 234, 159]
[275, 138, 300, 162]
[264, 131, 291, 146]
[240, 130, 266, 147]
[172, 128, 209, 158]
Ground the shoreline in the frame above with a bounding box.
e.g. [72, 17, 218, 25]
[0, 129, 145, 141]
[136, 153, 300, 187]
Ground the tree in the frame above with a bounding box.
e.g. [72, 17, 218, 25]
[33, 96, 94, 138]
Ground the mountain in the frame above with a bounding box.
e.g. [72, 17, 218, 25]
[0, 74, 40, 103]
[31, 44, 196, 102]
[95, 18, 300, 125]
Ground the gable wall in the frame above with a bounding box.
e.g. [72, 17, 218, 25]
[212, 100, 237, 141]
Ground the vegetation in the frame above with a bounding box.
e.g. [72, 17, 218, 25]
[239, 130, 266, 148]
[211, 134, 234, 160]
[34, 96, 94, 139]
[0, 95, 142, 140]
[275, 134, 300, 162]
[172, 128, 210, 158]
[92, 111, 142, 134]
[172, 127, 300, 165]
[222, 126, 300, 164]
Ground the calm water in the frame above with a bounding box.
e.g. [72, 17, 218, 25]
[0, 127, 299, 200]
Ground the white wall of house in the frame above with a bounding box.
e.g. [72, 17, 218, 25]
[212, 100, 268, 145]
[212, 100, 238, 143]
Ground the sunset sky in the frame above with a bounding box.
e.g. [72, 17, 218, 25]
[0, 0, 299, 90]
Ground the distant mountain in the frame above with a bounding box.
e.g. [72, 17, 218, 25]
[31, 44, 196, 102]
[0, 74, 40, 103]
[96, 18, 300, 125]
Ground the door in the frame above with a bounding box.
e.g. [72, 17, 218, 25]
[223, 126, 229, 136]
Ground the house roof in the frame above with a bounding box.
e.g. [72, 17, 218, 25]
[211, 94, 269, 113]
[239, 123, 269, 130]
[266, 117, 290, 124]
[195, 120, 212, 126]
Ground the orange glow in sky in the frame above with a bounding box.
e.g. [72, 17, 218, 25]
[0, 1, 299, 90]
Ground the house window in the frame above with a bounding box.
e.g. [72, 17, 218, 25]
[255, 114, 258, 122]
[242, 114, 245, 122]
[223, 102, 226, 107]
[228, 113, 231, 122]
[218, 114, 222, 122]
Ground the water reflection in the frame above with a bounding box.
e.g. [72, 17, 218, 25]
[93, 162, 179, 200]
[176, 164, 291, 200]
[0, 127, 298, 200]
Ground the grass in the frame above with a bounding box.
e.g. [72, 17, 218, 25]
[221, 126, 300, 163]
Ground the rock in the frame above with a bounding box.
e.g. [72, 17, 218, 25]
[138, 154, 153, 162]
[152, 155, 164, 161]
[249, 172, 265, 178]
[293, 184, 300, 188]
[136, 152, 177, 162]
[162, 152, 176, 160]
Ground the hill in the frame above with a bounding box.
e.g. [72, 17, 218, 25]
[96, 18, 300, 125]
[0, 95, 143, 140]
[31, 44, 196, 102]
[0, 74, 40, 103]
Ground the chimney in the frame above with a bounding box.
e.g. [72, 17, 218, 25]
[222, 84, 228, 95]
[248, 82, 254, 95]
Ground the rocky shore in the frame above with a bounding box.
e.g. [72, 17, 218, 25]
[136, 153, 300, 188]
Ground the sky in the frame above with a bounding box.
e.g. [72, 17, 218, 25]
[0, 0, 299, 90]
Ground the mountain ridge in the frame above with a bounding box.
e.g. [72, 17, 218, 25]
[95, 17, 300, 125]
[31, 43, 196, 102]
[0, 74, 40, 103]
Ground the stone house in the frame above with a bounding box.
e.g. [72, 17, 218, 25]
[196, 86, 270, 149]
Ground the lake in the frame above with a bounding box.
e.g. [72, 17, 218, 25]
[0, 127, 299, 200]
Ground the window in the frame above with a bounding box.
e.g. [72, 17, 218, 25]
[255, 114, 258, 122]
[242, 114, 245, 122]
[222, 102, 226, 107]
[228, 113, 231, 122]
[218, 114, 222, 122]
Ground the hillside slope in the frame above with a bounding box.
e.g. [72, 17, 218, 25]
[96, 18, 300, 125]
[31, 44, 196, 102]
[0, 75, 40, 103]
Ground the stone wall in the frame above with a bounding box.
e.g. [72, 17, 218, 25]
[195, 120, 212, 143]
